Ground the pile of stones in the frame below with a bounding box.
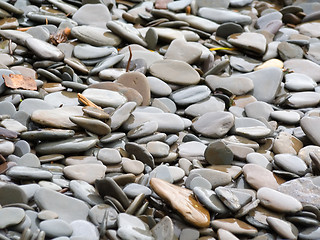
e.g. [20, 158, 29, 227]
[1, 0, 320, 239]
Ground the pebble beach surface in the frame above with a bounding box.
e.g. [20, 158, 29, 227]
[1, 0, 320, 239]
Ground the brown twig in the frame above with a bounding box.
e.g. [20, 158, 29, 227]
[77, 93, 102, 109]
[126, 46, 132, 72]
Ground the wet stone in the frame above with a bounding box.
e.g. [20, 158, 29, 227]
[0, 207, 25, 229]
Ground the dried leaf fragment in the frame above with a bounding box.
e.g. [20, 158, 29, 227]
[3, 74, 37, 90]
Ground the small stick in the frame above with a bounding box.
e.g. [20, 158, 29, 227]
[126, 46, 132, 72]
[78, 93, 102, 109]
[8, 39, 13, 55]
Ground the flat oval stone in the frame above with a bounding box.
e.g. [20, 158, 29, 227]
[244, 101, 274, 120]
[69, 116, 111, 136]
[257, 187, 303, 213]
[31, 106, 83, 129]
[63, 164, 106, 184]
[127, 121, 158, 139]
[35, 187, 89, 223]
[198, 7, 252, 25]
[243, 164, 279, 190]
[270, 110, 301, 125]
[0, 184, 28, 205]
[151, 216, 174, 240]
[6, 166, 52, 180]
[150, 178, 210, 228]
[211, 218, 258, 237]
[192, 112, 234, 138]
[205, 75, 254, 95]
[285, 72, 316, 91]
[122, 158, 144, 175]
[284, 59, 320, 82]
[301, 115, 320, 146]
[70, 220, 99, 240]
[73, 44, 113, 60]
[178, 141, 206, 160]
[204, 141, 233, 165]
[25, 38, 64, 61]
[125, 142, 154, 168]
[228, 32, 266, 55]
[20, 129, 75, 141]
[146, 141, 169, 158]
[39, 219, 73, 238]
[170, 85, 211, 106]
[97, 148, 121, 165]
[0, 207, 25, 229]
[69, 180, 103, 206]
[149, 59, 200, 85]
[266, 217, 299, 240]
[72, 3, 111, 28]
[71, 26, 121, 47]
[286, 92, 320, 108]
[189, 168, 232, 189]
[185, 96, 225, 117]
[35, 137, 98, 155]
[147, 76, 172, 97]
[273, 131, 303, 155]
[274, 153, 308, 176]
[82, 88, 127, 108]
[175, 13, 219, 33]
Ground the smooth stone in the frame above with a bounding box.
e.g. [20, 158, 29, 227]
[299, 226, 320, 240]
[164, 38, 201, 64]
[301, 115, 320, 146]
[14, 140, 33, 157]
[89, 54, 125, 75]
[25, 38, 64, 61]
[150, 165, 174, 183]
[205, 75, 253, 95]
[193, 187, 228, 214]
[35, 187, 89, 223]
[73, 44, 113, 60]
[0, 101, 15, 117]
[286, 92, 320, 108]
[278, 177, 320, 208]
[150, 178, 210, 228]
[204, 141, 233, 165]
[18, 153, 41, 168]
[185, 96, 225, 117]
[257, 187, 303, 213]
[273, 131, 303, 155]
[255, 58, 283, 71]
[146, 141, 169, 158]
[71, 25, 121, 47]
[0, 29, 33, 46]
[192, 111, 234, 138]
[122, 158, 144, 175]
[270, 110, 301, 125]
[266, 217, 298, 240]
[151, 216, 174, 240]
[168, 166, 186, 183]
[198, 7, 251, 25]
[72, 4, 111, 28]
[0, 207, 25, 229]
[127, 121, 158, 139]
[69, 116, 110, 136]
[147, 76, 172, 97]
[149, 59, 200, 86]
[297, 22, 320, 38]
[70, 220, 99, 240]
[217, 228, 239, 240]
[1, 119, 27, 133]
[38, 181, 62, 191]
[167, 0, 192, 11]
[216, 22, 243, 39]
[244, 101, 274, 120]
[278, 41, 303, 60]
[0, 139, 14, 156]
[107, 20, 147, 47]
[82, 88, 127, 108]
[0, 184, 28, 205]
[256, 11, 283, 29]
[64, 156, 100, 166]
[63, 164, 106, 184]
[115, 72, 150, 106]
[89, 203, 118, 227]
[82, 106, 110, 120]
[152, 97, 176, 113]
[246, 152, 272, 170]
[31, 106, 83, 129]
[6, 166, 52, 180]
[39, 219, 73, 238]
[175, 13, 219, 33]
[38, 210, 59, 220]
[228, 144, 254, 161]
[241, 67, 283, 103]
[36, 137, 98, 155]
[20, 129, 75, 141]
[284, 59, 320, 82]
[18, 99, 54, 116]
[97, 148, 121, 165]
[170, 85, 211, 106]
[69, 180, 103, 206]
[228, 32, 267, 55]
[123, 111, 185, 133]
[125, 142, 154, 168]
[243, 164, 279, 190]
[189, 168, 232, 189]
[44, 91, 79, 108]
[274, 153, 307, 176]
[123, 183, 151, 199]
[306, 42, 320, 64]
[233, 118, 271, 139]
[215, 187, 242, 212]
[178, 141, 206, 160]
[117, 213, 153, 240]
[211, 218, 258, 237]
